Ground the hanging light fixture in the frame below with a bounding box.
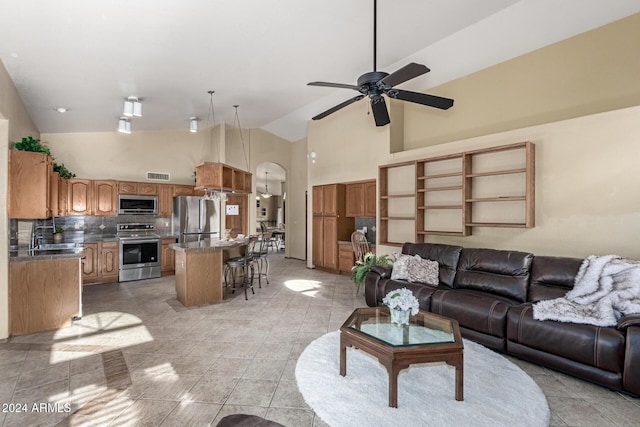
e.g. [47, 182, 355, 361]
[123, 96, 142, 117]
[261, 171, 272, 199]
[189, 117, 198, 133]
[117, 117, 131, 134]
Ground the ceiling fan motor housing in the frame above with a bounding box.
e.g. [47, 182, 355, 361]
[357, 71, 389, 96]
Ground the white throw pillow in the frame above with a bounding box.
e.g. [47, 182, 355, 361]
[390, 253, 412, 281]
[407, 255, 439, 285]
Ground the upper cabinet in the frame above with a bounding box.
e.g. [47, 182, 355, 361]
[8, 150, 53, 219]
[195, 162, 252, 193]
[345, 180, 376, 218]
[118, 181, 157, 195]
[67, 179, 117, 216]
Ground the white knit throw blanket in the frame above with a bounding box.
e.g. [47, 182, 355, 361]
[533, 255, 640, 327]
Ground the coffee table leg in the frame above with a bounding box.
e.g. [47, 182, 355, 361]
[340, 337, 346, 377]
[455, 358, 464, 401]
[388, 367, 398, 408]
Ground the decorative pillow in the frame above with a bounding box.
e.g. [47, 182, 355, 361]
[390, 253, 412, 281]
[407, 255, 439, 285]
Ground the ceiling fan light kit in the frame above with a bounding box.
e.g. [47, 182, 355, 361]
[308, 0, 454, 127]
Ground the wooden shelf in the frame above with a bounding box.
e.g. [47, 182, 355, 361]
[418, 205, 463, 210]
[419, 186, 463, 192]
[466, 196, 526, 202]
[465, 168, 526, 178]
[380, 194, 415, 199]
[378, 141, 535, 244]
[380, 216, 416, 221]
[418, 171, 463, 180]
[466, 222, 527, 228]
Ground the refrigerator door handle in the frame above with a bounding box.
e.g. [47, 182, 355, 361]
[199, 198, 205, 232]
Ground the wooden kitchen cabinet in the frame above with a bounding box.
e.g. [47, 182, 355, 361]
[346, 180, 376, 217]
[312, 184, 354, 273]
[339, 243, 355, 274]
[8, 150, 53, 219]
[173, 184, 196, 197]
[94, 180, 118, 216]
[119, 181, 157, 195]
[84, 241, 119, 285]
[82, 243, 99, 282]
[100, 241, 119, 283]
[158, 184, 174, 216]
[364, 180, 377, 217]
[161, 238, 177, 275]
[68, 179, 117, 216]
[9, 257, 81, 336]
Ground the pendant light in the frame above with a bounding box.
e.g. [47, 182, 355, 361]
[261, 171, 272, 199]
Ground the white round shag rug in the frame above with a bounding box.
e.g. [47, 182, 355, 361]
[295, 331, 549, 427]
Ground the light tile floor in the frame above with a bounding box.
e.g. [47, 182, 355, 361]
[1, 253, 639, 426]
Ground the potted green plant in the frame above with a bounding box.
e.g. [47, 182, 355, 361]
[351, 252, 391, 295]
[53, 226, 64, 243]
[13, 136, 51, 155]
[53, 162, 76, 179]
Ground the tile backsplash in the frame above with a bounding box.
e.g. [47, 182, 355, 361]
[355, 217, 376, 244]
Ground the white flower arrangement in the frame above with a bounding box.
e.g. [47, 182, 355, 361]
[382, 288, 419, 315]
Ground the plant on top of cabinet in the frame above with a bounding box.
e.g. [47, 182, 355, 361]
[53, 162, 76, 179]
[13, 136, 51, 155]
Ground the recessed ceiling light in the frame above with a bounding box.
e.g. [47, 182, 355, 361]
[55, 107, 69, 113]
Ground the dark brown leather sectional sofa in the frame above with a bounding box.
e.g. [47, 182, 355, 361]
[364, 242, 640, 396]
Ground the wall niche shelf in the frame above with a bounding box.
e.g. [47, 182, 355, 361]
[378, 141, 535, 245]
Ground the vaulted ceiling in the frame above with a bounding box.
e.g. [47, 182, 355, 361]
[1, 1, 639, 142]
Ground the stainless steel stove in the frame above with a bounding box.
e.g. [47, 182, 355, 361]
[117, 223, 161, 282]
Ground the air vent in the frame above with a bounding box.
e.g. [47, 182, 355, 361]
[146, 171, 170, 181]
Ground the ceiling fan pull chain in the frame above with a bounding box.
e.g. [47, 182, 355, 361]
[373, 0, 377, 72]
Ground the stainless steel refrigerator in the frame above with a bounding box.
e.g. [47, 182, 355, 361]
[172, 196, 221, 243]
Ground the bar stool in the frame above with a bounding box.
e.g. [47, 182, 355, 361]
[224, 236, 258, 300]
[251, 231, 272, 286]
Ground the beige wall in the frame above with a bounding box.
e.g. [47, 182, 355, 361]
[402, 13, 640, 149]
[288, 138, 308, 260]
[1, 60, 40, 340]
[307, 15, 640, 265]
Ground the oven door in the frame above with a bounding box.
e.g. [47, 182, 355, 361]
[119, 238, 161, 270]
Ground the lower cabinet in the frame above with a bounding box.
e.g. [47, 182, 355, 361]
[161, 238, 177, 275]
[339, 243, 355, 274]
[9, 257, 82, 336]
[83, 241, 119, 285]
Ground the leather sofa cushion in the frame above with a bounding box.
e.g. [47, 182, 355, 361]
[402, 243, 463, 288]
[454, 248, 533, 303]
[431, 289, 515, 339]
[529, 256, 583, 302]
[507, 304, 625, 373]
[376, 279, 436, 311]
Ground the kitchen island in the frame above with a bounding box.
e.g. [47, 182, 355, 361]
[9, 249, 84, 336]
[171, 238, 247, 307]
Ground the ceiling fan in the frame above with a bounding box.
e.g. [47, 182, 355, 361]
[308, 0, 454, 127]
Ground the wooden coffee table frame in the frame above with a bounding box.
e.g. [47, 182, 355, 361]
[340, 307, 464, 408]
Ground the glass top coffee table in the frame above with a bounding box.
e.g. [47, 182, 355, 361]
[340, 306, 464, 407]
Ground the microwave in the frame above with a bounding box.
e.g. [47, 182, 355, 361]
[118, 194, 158, 215]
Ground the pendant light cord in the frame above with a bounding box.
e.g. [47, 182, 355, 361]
[206, 90, 220, 162]
[233, 105, 250, 171]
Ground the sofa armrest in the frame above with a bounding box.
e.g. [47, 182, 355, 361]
[623, 326, 640, 396]
[369, 265, 392, 279]
[616, 314, 640, 331]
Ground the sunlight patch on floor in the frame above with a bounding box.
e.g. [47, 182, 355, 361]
[284, 279, 323, 296]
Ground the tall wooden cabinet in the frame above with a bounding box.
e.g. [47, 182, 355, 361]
[312, 184, 354, 272]
[8, 150, 53, 219]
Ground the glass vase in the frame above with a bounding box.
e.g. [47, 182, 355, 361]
[390, 307, 410, 326]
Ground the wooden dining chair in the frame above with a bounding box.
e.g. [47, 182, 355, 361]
[351, 231, 370, 263]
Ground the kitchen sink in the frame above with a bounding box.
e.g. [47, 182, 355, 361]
[35, 243, 80, 250]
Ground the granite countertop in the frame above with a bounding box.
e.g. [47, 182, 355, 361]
[10, 248, 85, 261]
[171, 238, 248, 252]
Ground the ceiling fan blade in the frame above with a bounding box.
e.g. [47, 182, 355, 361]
[378, 63, 430, 88]
[311, 95, 365, 120]
[308, 81, 360, 90]
[390, 89, 454, 110]
[370, 95, 390, 126]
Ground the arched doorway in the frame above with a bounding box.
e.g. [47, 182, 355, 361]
[255, 162, 286, 241]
